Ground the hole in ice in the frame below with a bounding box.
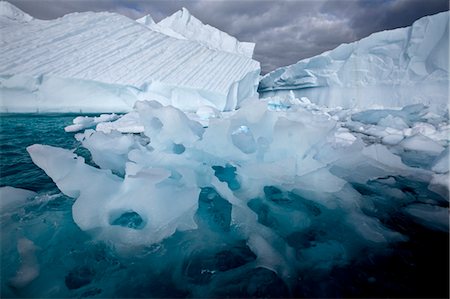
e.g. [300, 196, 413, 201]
[65, 266, 95, 290]
[263, 186, 288, 203]
[172, 143, 185, 154]
[197, 187, 232, 232]
[169, 169, 182, 180]
[110, 211, 145, 229]
[262, 186, 322, 216]
[212, 164, 240, 190]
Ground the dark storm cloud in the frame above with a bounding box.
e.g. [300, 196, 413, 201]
[7, 0, 449, 74]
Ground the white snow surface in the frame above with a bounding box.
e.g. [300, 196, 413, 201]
[0, 3, 260, 113]
[259, 12, 449, 111]
[0, 1, 32, 23]
[157, 8, 255, 58]
[136, 13, 188, 40]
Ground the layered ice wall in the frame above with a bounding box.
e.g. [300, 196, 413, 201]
[0, 2, 260, 113]
[259, 12, 449, 111]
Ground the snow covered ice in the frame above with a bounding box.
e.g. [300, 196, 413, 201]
[138, 7, 255, 58]
[259, 12, 449, 112]
[0, 2, 260, 113]
[1, 2, 449, 298]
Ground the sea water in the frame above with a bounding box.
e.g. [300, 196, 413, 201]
[0, 115, 448, 298]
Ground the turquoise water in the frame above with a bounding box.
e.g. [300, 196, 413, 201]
[0, 115, 91, 191]
[0, 115, 448, 298]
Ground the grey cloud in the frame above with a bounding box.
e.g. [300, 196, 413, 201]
[7, 0, 449, 74]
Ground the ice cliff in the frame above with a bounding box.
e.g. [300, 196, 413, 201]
[0, 2, 260, 113]
[259, 12, 449, 111]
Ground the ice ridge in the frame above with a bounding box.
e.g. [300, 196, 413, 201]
[158, 7, 255, 58]
[0, 1, 33, 23]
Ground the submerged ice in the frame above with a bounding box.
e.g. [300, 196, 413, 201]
[22, 93, 448, 295]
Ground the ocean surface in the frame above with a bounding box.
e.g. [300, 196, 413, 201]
[0, 115, 448, 298]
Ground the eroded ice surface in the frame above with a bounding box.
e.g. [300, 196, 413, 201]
[0, 2, 260, 113]
[24, 93, 448, 295]
[259, 12, 449, 111]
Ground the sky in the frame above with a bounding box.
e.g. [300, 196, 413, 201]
[8, 0, 449, 74]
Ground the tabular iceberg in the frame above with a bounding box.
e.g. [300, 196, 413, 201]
[0, 2, 260, 113]
[259, 12, 449, 111]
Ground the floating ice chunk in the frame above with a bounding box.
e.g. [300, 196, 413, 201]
[196, 106, 221, 121]
[9, 238, 39, 288]
[231, 125, 257, 154]
[65, 114, 120, 132]
[351, 104, 426, 127]
[404, 203, 449, 232]
[400, 134, 444, 154]
[27, 144, 121, 199]
[96, 111, 144, 134]
[334, 128, 357, 146]
[247, 233, 291, 277]
[75, 130, 139, 175]
[431, 148, 449, 173]
[410, 122, 437, 137]
[347, 212, 405, 243]
[27, 144, 199, 245]
[296, 168, 346, 193]
[377, 115, 409, 130]
[362, 144, 407, 169]
[381, 134, 404, 145]
[0, 186, 36, 213]
[428, 173, 449, 200]
[136, 101, 204, 151]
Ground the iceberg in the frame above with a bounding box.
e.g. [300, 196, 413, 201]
[1, 2, 449, 296]
[259, 12, 449, 111]
[27, 93, 448, 286]
[157, 8, 255, 58]
[0, 0, 32, 23]
[0, 2, 260, 113]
